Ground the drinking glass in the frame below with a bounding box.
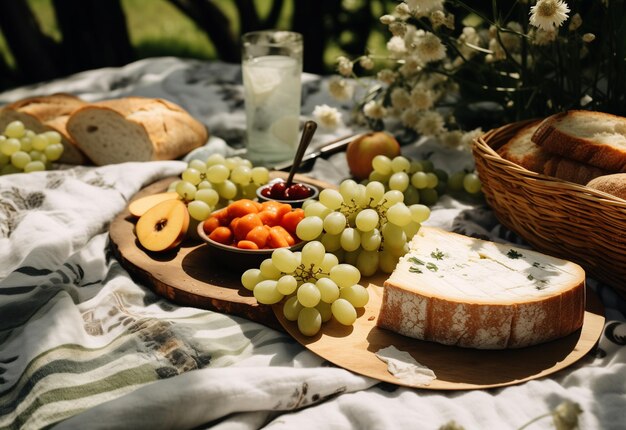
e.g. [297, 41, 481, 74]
[241, 30, 303, 165]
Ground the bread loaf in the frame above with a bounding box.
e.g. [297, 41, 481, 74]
[498, 121, 612, 184]
[532, 110, 626, 172]
[0, 93, 89, 164]
[377, 227, 586, 349]
[586, 173, 626, 200]
[66, 97, 208, 165]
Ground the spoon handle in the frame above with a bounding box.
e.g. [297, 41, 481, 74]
[286, 120, 317, 187]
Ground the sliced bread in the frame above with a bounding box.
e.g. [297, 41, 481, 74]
[67, 97, 208, 165]
[377, 227, 586, 349]
[532, 110, 626, 172]
[0, 93, 90, 164]
[498, 121, 611, 184]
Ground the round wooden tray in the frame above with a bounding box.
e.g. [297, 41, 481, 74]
[110, 175, 605, 390]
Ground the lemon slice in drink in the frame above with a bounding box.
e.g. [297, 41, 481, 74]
[270, 115, 300, 145]
[243, 56, 297, 105]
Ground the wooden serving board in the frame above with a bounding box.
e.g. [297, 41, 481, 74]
[109, 173, 331, 330]
[274, 278, 605, 390]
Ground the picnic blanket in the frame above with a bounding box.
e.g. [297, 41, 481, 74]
[1, 57, 625, 430]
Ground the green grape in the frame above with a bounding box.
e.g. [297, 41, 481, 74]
[296, 216, 324, 241]
[360, 228, 382, 251]
[259, 258, 282, 279]
[339, 179, 359, 201]
[323, 211, 347, 235]
[343, 249, 360, 266]
[182, 168, 203, 185]
[205, 164, 229, 183]
[1, 164, 20, 175]
[224, 157, 239, 170]
[297, 307, 322, 336]
[316, 277, 340, 303]
[276, 275, 298, 295]
[355, 208, 379, 232]
[251, 166, 270, 184]
[339, 284, 369, 308]
[463, 172, 482, 194]
[372, 155, 392, 175]
[434, 168, 448, 183]
[368, 170, 390, 183]
[301, 241, 325, 268]
[390, 156, 411, 173]
[388, 172, 409, 191]
[205, 153, 226, 167]
[241, 268, 263, 291]
[319, 252, 339, 274]
[355, 250, 379, 277]
[403, 221, 421, 240]
[419, 188, 439, 206]
[303, 201, 332, 219]
[167, 180, 181, 192]
[329, 264, 361, 288]
[320, 232, 342, 252]
[420, 159, 434, 172]
[272, 248, 300, 273]
[175, 180, 197, 201]
[44, 131, 62, 145]
[188, 159, 207, 172]
[315, 300, 333, 322]
[318, 189, 344, 211]
[253, 279, 284, 304]
[409, 204, 431, 223]
[340, 227, 361, 252]
[365, 181, 385, 206]
[29, 150, 46, 163]
[197, 180, 213, 190]
[44, 143, 64, 161]
[379, 250, 399, 273]
[331, 298, 357, 326]
[23, 161, 45, 173]
[386, 202, 412, 227]
[353, 184, 369, 207]
[297, 282, 321, 308]
[216, 179, 237, 200]
[381, 222, 405, 248]
[403, 185, 420, 205]
[187, 200, 212, 221]
[283, 296, 303, 321]
[19, 137, 32, 152]
[230, 165, 252, 185]
[0, 152, 9, 166]
[194, 188, 219, 207]
[31, 134, 48, 151]
[0, 138, 21, 156]
[411, 171, 428, 189]
[4, 120, 25, 138]
[425, 172, 439, 189]
[10, 151, 31, 169]
[447, 171, 465, 191]
[409, 160, 424, 173]
[381, 190, 404, 208]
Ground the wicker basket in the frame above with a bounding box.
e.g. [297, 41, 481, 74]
[473, 120, 626, 299]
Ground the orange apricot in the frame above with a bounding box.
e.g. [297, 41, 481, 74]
[237, 240, 259, 250]
[271, 225, 296, 246]
[234, 213, 263, 240]
[212, 208, 231, 226]
[227, 199, 259, 218]
[258, 209, 281, 227]
[202, 216, 220, 235]
[267, 228, 290, 248]
[280, 208, 305, 234]
[208, 226, 233, 245]
[245, 225, 270, 248]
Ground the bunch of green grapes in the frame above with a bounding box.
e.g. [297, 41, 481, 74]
[294, 178, 431, 276]
[242, 241, 369, 336]
[168, 154, 271, 221]
[368, 155, 482, 205]
[0, 120, 64, 175]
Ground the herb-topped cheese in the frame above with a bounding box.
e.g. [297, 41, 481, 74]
[378, 227, 586, 349]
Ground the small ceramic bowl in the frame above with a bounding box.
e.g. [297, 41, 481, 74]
[256, 179, 320, 208]
[196, 220, 305, 272]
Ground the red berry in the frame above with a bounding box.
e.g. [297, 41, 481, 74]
[269, 182, 287, 198]
[285, 183, 312, 200]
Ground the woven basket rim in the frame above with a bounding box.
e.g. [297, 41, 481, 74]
[474, 121, 626, 208]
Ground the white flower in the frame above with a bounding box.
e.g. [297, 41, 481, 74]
[582, 33, 596, 43]
[529, 0, 570, 31]
[389, 21, 408, 37]
[399, 55, 423, 76]
[387, 36, 407, 57]
[359, 56, 375, 70]
[531, 28, 558, 45]
[568, 13, 582, 31]
[377, 69, 397, 84]
[401, 109, 421, 129]
[380, 14, 396, 25]
[410, 87, 435, 111]
[327, 76, 354, 101]
[337, 56, 353, 77]
[414, 32, 447, 63]
[391, 87, 411, 109]
[405, 0, 444, 17]
[580, 94, 593, 106]
[457, 27, 482, 59]
[552, 400, 582, 430]
[363, 100, 387, 120]
[313, 104, 343, 130]
[416, 110, 446, 136]
[439, 130, 463, 148]
[394, 2, 411, 19]
[460, 128, 484, 150]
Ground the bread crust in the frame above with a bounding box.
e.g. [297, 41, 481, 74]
[586, 173, 626, 200]
[377, 228, 586, 349]
[532, 110, 626, 172]
[498, 121, 612, 184]
[67, 96, 208, 165]
[0, 93, 89, 164]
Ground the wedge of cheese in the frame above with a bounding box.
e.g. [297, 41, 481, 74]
[377, 227, 586, 349]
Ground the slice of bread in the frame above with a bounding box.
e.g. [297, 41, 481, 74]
[67, 97, 208, 165]
[498, 121, 611, 184]
[377, 227, 586, 349]
[532, 110, 626, 172]
[586, 173, 626, 200]
[0, 93, 90, 164]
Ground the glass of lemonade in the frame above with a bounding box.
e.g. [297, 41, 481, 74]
[242, 30, 303, 166]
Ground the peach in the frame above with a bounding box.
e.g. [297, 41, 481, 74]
[345, 132, 401, 180]
[136, 199, 189, 252]
[128, 191, 179, 218]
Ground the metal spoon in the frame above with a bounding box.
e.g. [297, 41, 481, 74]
[285, 120, 317, 188]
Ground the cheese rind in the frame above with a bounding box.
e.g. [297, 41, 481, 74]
[377, 227, 585, 349]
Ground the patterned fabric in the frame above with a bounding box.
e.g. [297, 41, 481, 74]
[0, 58, 624, 430]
